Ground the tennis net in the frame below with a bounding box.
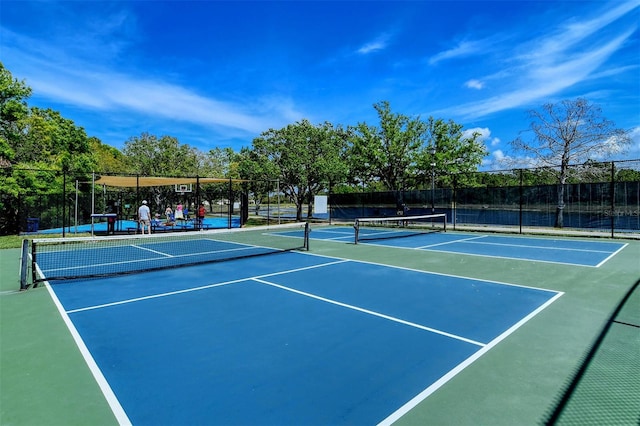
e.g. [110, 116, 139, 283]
[354, 213, 447, 244]
[27, 222, 309, 284]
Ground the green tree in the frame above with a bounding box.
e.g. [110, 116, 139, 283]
[199, 147, 242, 213]
[238, 146, 279, 216]
[247, 119, 348, 221]
[90, 137, 129, 173]
[122, 132, 200, 176]
[18, 107, 95, 173]
[416, 117, 487, 188]
[0, 62, 32, 165]
[510, 98, 632, 227]
[347, 101, 426, 191]
[122, 133, 201, 208]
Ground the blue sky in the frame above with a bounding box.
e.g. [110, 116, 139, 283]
[1, 0, 639, 169]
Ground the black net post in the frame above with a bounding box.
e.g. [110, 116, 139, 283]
[354, 220, 360, 244]
[19, 239, 29, 290]
[303, 222, 310, 250]
[30, 240, 38, 288]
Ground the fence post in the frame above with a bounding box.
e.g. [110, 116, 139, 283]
[452, 175, 457, 230]
[519, 169, 523, 234]
[62, 169, 66, 238]
[610, 161, 615, 238]
[20, 239, 29, 290]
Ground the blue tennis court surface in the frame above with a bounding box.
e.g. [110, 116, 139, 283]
[47, 249, 561, 425]
[312, 226, 627, 267]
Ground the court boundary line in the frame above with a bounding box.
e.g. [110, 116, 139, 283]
[594, 243, 628, 267]
[378, 290, 565, 426]
[46, 250, 564, 425]
[64, 258, 349, 314]
[460, 239, 620, 254]
[36, 263, 131, 426]
[416, 235, 487, 249]
[310, 228, 354, 241]
[132, 244, 173, 257]
[361, 241, 606, 268]
[314, 227, 625, 267]
[252, 276, 486, 347]
[301, 251, 562, 294]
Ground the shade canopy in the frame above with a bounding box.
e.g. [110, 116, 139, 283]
[94, 176, 247, 188]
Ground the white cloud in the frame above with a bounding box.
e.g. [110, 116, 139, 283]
[464, 127, 500, 146]
[437, 0, 639, 120]
[621, 126, 640, 158]
[482, 149, 540, 171]
[465, 79, 484, 90]
[357, 33, 391, 55]
[1, 28, 298, 137]
[428, 39, 491, 65]
[358, 41, 386, 54]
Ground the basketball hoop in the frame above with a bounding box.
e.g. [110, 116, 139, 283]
[175, 183, 193, 196]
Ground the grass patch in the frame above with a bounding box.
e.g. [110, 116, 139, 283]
[0, 235, 31, 250]
[0, 233, 92, 250]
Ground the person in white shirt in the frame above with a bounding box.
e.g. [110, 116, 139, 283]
[138, 200, 151, 235]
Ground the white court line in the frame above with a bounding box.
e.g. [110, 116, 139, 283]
[37, 265, 131, 425]
[65, 259, 349, 314]
[417, 235, 487, 249]
[595, 243, 628, 267]
[361, 240, 603, 268]
[343, 230, 625, 267]
[460, 239, 617, 253]
[252, 277, 485, 347]
[48, 249, 564, 425]
[132, 244, 173, 257]
[313, 228, 353, 235]
[318, 234, 355, 241]
[420, 247, 602, 268]
[312, 228, 355, 241]
[300, 251, 564, 294]
[378, 290, 564, 426]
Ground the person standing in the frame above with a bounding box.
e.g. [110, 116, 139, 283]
[138, 200, 151, 235]
[174, 203, 184, 222]
[197, 203, 206, 230]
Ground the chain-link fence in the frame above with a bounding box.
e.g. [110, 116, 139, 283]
[4, 160, 639, 236]
[330, 160, 640, 236]
[2, 171, 266, 235]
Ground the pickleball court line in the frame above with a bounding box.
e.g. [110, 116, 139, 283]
[252, 277, 486, 347]
[321, 228, 624, 267]
[35, 262, 132, 426]
[378, 290, 564, 426]
[416, 235, 487, 249]
[458, 239, 620, 253]
[419, 247, 604, 267]
[311, 228, 354, 241]
[300, 250, 565, 294]
[64, 259, 349, 314]
[131, 244, 174, 257]
[360, 241, 606, 267]
[595, 243, 628, 267]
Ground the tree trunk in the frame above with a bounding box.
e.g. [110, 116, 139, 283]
[307, 194, 313, 218]
[296, 202, 303, 221]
